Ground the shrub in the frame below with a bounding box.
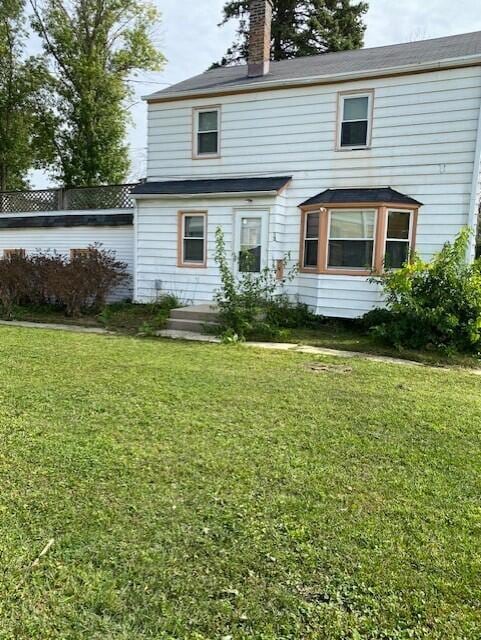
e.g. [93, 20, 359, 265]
[366, 228, 481, 354]
[98, 296, 180, 334]
[214, 227, 316, 340]
[0, 245, 129, 318]
[58, 245, 129, 316]
[0, 253, 34, 318]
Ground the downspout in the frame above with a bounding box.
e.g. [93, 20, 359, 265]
[467, 67, 481, 261]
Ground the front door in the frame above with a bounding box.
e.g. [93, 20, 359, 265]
[234, 210, 269, 273]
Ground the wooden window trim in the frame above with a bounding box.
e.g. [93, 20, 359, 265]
[177, 211, 208, 268]
[192, 106, 221, 160]
[299, 202, 419, 276]
[70, 248, 92, 259]
[336, 89, 374, 151]
[3, 249, 26, 258]
[382, 208, 418, 269]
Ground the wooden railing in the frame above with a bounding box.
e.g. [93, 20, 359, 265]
[0, 184, 136, 213]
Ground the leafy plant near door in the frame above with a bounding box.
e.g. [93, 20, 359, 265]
[364, 228, 481, 354]
[214, 227, 318, 340]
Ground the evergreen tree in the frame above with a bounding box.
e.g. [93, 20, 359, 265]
[215, 0, 368, 67]
[30, 0, 165, 187]
[0, 0, 50, 191]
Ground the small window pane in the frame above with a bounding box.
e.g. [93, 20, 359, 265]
[343, 96, 369, 121]
[184, 215, 204, 238]
[306, 212, 319, 239]
[239, 217, 262, 272]
[198, 132, 218, 154]
[304, 239, 318, 267]
[387, 211, 411, 240]
[239, 247, 261, 272]
[330, 210, 375, 240]
[184, 239, 204, 262]
[328, 240, 374, 269]
[198, 110, 218, 132]
[385, 241, 409, 269]
[241, 218, 261, 247]
[341, 121, 368, 147]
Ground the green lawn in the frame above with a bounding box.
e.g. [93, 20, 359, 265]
[0, 327, 480, 639]
[11, 304, 481, 367]
[264, 324, 481, 368]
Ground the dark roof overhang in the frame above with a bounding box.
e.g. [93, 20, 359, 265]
[131, 177, 292, 198]
[0, 213, 133, 229]
[299, 187, 422, 209]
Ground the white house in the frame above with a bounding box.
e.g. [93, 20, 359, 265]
[130, 1, 481, 318]
[2, 0, 481, 318]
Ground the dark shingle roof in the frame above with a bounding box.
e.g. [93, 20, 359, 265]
[300, 188, 422, 207]
[147, 31, 481, 101]
[131, 177, 292, 196]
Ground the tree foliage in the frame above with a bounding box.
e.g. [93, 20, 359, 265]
[0, 0, 51, 191]
[215, 0, 368, 66]
[30, 0, 165, 187]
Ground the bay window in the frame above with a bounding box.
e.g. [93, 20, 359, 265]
[385, 210, 412, 269]
[303, 212, 320, 268]
[301, 205, 418, 275]
[327, 209, 376, 269]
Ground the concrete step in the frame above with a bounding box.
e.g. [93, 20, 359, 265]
[166, 317, 219, 333]
[170, 305, 219, 323]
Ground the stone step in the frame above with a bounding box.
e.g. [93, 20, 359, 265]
[166, 318, 219, 333]
[170, 305, 219, 323]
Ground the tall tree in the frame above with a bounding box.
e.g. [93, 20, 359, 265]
[30, 0, 165, 187]
[215, 0, 368, 67]
[0, 0, 50, 191]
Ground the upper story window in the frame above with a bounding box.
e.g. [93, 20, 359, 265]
[193, 107, 221, 158]
[337, 91, 373, 150]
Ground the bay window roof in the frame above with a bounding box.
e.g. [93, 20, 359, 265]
[300, 187, 422, 208]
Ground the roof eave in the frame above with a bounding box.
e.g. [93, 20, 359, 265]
[131, 190, 282, 200]
[145, 53, 481, 104]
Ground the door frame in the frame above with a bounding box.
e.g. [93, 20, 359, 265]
[233, 208, 270, 273]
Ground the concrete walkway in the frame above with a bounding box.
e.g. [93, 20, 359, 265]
[1, 318, 480, 375]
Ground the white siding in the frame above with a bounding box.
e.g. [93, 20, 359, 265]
[140, 65, 481, 317]
[0, 210, 134, 301]
[135, 196, 277, 305]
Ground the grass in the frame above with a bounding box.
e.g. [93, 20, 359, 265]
[0, 327, 480, 639]
[9, 298, 180, 335]
[10, 303, 481, 368]
[266, 321, 481, 368]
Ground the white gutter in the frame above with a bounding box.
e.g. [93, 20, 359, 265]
[467, 69, 481, 262]
[145, 54, 481, 103]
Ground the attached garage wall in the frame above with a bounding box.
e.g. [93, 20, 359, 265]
[0, 209, 135, 301]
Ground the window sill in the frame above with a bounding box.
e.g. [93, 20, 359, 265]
[335, 146, 371, 152]
[177, 262, 207, 269]
[299, 267, 375, 277]
[192, 154, 221, 160]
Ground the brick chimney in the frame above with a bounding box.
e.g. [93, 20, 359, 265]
[248, 0, 273, 78]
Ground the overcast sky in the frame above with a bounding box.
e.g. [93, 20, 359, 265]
[30, 0, 481, 188]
